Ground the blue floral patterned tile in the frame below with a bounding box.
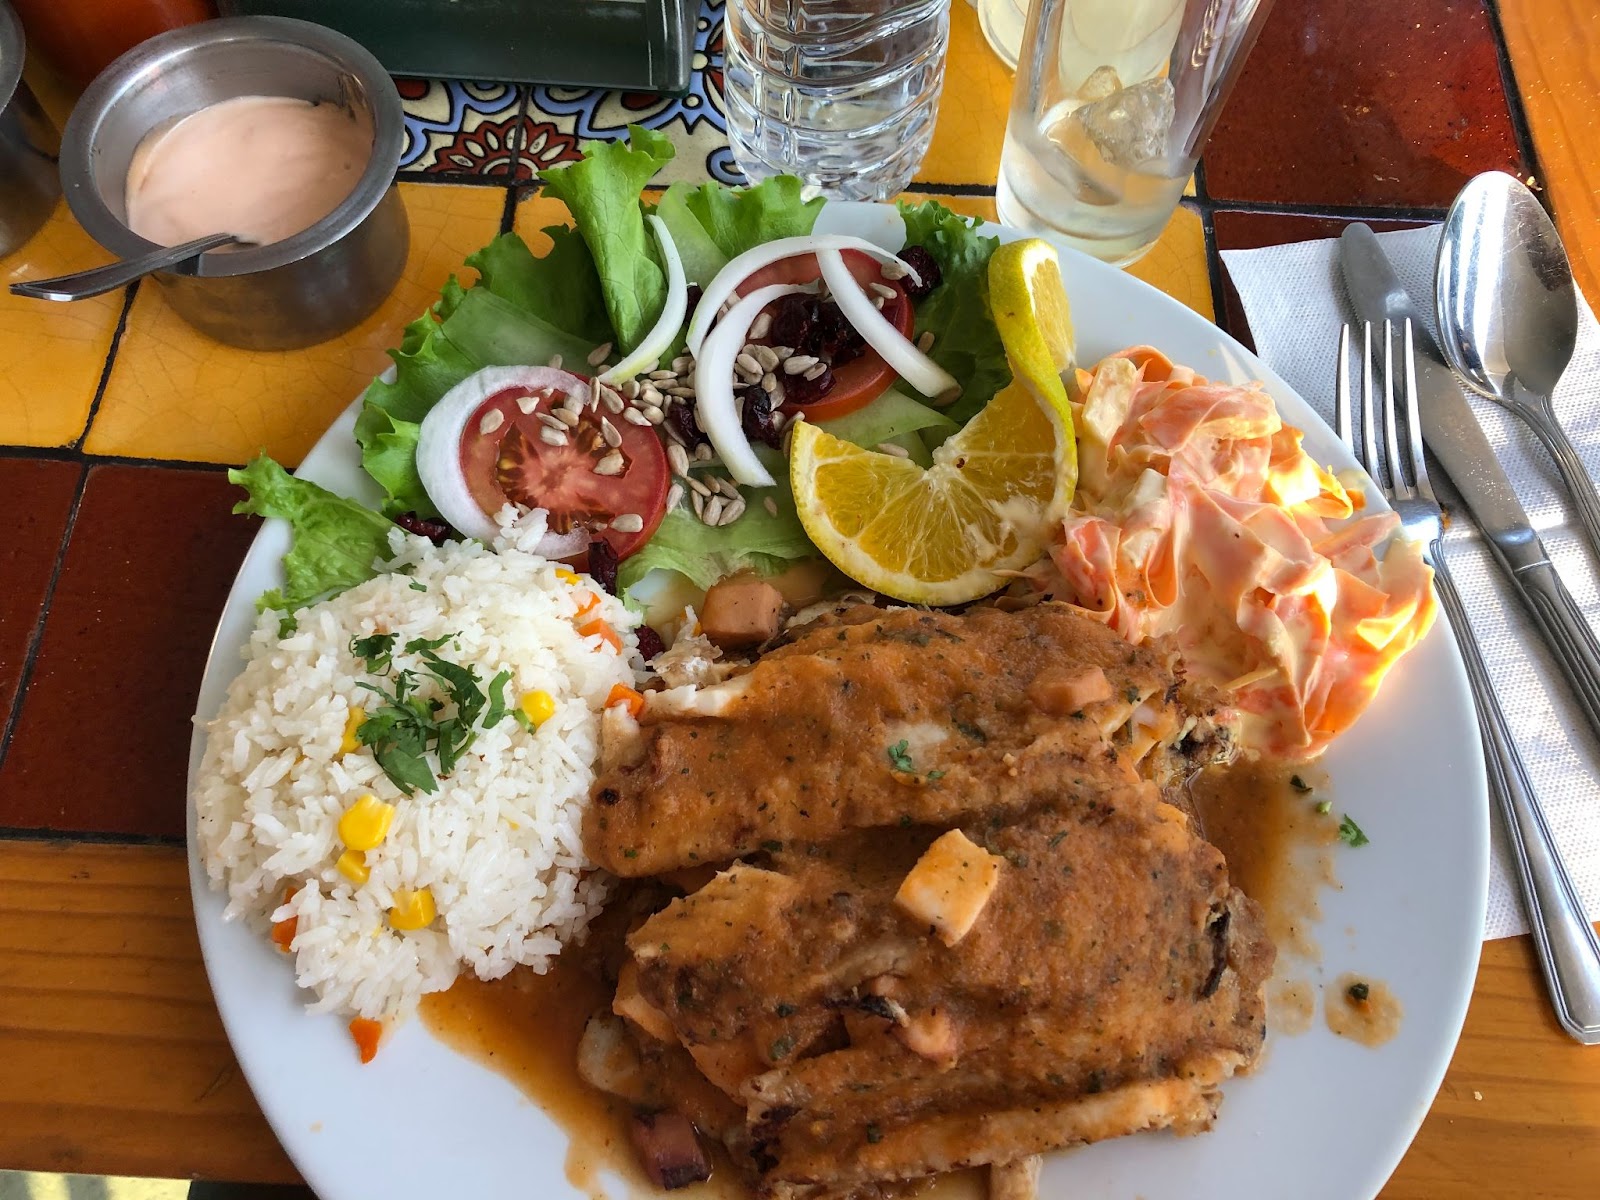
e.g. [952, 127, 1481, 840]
[396, 79, 523, 176]
[519, 0, 740, 184]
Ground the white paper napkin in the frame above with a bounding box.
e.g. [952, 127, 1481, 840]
[1220, 225, 1600, 940]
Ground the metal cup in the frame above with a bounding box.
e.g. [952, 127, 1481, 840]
[0, 0, 61, 258]
[58, 16, 407, 350]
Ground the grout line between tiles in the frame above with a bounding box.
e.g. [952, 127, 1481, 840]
[393, 169, 515, 187]
[0, 464, 89, 774]
[1197, 205, 1235, 341]
[1196, 197, 1448, 223]
[0, 445, 242, 473]
[70, 281, 139, 453]
[0, 825, 185, 848]
[1480, 0, 1544, 193]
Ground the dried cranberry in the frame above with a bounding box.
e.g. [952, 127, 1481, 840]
[897, 246, 941, 299]
[739, 386, 781, 448]
[588, 539, 620, 594]
[664, 399, 706, 448]
[393, 512, 454, 545]
[817, 300, 865, 365]
[768, 294, 823, 357]
[636, 625, 665, 661]
[781, 364, 836, 407]
[684, 284, 703, 319]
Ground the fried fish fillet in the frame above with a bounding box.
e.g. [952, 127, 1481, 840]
[586, 604, 1234, 877]
[619, 786, 1271, 1197]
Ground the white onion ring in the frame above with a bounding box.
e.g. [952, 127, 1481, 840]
[600, 215, 688, 383]
[685, 234, 923, 357]
[691, 282, 814, 487]
[817, 249, 960, 405]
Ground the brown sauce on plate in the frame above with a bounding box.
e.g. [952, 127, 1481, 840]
[1325, 973, 1403, 1047]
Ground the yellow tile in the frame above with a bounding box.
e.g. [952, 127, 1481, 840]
[1125, 205, 1213, 322]
[512, 190, 579, 248]
[919, 0, 1015, 188]
[87, 183, 506, 467]
[1, 201, 124, 447]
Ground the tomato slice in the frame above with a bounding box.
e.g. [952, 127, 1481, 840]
[740, 249, 914, 422]
[457, 381, 669, 558]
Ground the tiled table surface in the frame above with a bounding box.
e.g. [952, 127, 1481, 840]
[2, 0, 1598, 1194]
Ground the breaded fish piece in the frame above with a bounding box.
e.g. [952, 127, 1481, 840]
[586, 604, 1234, 877]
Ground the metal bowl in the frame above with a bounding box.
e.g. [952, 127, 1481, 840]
[59, 16, 407, 350]
[0, 0, 61, 258]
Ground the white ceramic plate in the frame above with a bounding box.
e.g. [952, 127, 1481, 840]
[187, 204, 1488, 1200]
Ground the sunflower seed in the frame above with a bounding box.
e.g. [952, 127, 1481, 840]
[771, 345, 794, 360]
[640, 385, 665, 407]
[804, 363, 827, 381]
[763, 496, 779, 517]
[641, 404, 665, 425]
[714, 476, 740, 499]
[553, 408, 581, 427]
[719, 497, 746, 526]
[760, 373, 779, 394]
[611, 512, 644, 533]
[771, 380, 786, 405]
[536, 412, 567, 432]
[686, 475, 711, 497]
[671, 355, 695, 374]
[623, 407, 652, 427]
[770, 409, 789, 432]
[547, 354, 563, 370]
[586, 342, 613, 367]
[753, 345, 780, 371]
[666, 483, 684, 510]
[916, 331, 936, 353]
[783, 354, 818, 375]
[588, 376, 604, 408]
[594, 451, 625, 476]
[600, 418, 622, 448]
[736, 352, 763, 377]
[872, 296, 885, 310]
[602, 389, 626, 414]
[702, 496, 725, 526]
[749, 313, 772, 340]
[647, 369, 677, 382]
[665, 385, 697, 398]
[516, 394, 539, 414]
[539, 428, 569, 447]
[876, 441, 910, 458]
[668, 442, 691, 477]
[880, 258, 910, 281]
[478, 409, 505, 435]
[694, 442, 715, 462]
[621, 379, 642, 400]
[692, 489, 706, 518]
[869, 281, 897, 300]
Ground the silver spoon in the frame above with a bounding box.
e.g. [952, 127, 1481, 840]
[9, 231, 250, 301]
[1435, 172, 1594, 554]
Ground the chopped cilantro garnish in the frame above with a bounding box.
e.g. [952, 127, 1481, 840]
[278, 615, 298, 639]
[887, 740, 915, 772]
[1289, 774, 1312, 793]
[408, 580, 427, 592]
[775, 1002, 796, 1018]
[350, 632, 396, 674]
[1315, 799, 1332, 815]
[1347, 981, 1370, 1002]
[865, 1123, 882, 1144]
[925, 769, 945, 782]
[1338, 814, 1370, 847]
[769, 1035, 794, 1060]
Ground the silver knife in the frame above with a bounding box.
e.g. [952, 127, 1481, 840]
[1339, 222, 1600, 743]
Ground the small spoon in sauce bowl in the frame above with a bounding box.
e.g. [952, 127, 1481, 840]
[9, 230, 251, 301]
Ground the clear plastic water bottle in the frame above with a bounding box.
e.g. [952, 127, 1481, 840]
[722, 0, 951, 200]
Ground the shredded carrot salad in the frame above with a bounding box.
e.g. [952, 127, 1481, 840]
[1046, 347, 1436, 759]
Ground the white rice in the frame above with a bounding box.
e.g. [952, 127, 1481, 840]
[194, 513, 642, 1020]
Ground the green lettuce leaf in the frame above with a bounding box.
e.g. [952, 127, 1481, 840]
[817, 387, 957, 455]
[439, 287, 600, 373]
[466, 228, 613, 346]
[681, 176, 825, 260]
[898, 199, 1012, 424]
[539, 126, 676, 352]
[230, 454, 396, 613]
[620, 448, 815, 595]
[655, 182, 730, 286]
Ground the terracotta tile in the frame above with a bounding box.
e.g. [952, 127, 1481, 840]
[1211, 210, 1429, 353]
[0, 465, 259, 837]
[1203, 0, 1524, 208]
[396, 79, 524, 176]
[85, 183, 506, 468]
[0, 457, 82, 739]
[0, 202, 125, 447]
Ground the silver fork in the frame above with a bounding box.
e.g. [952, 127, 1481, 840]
[1339, 318, 1600, 1044]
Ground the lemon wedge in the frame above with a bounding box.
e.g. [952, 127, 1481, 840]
[790, 378, 1075, 605]
[988, 238, 1077, 407]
